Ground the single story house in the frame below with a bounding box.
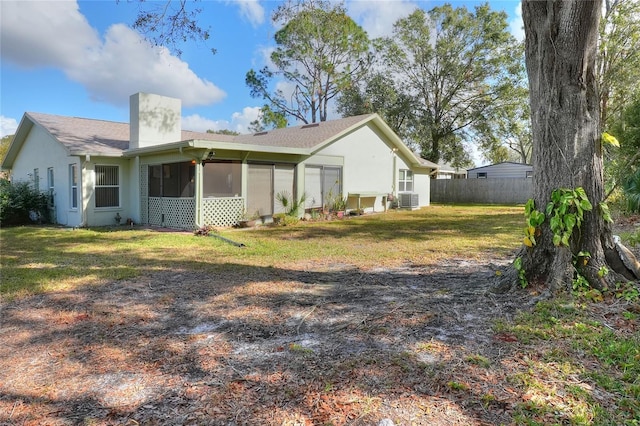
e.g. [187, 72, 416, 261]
[467, 162, 533, 179]
[434, 162, 467, 179]
[2, 93, 438, 229]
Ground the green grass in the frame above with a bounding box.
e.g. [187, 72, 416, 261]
[0, 205, 522, 299]
[1, 204, 637, 424]
[499, 298, 640, 425]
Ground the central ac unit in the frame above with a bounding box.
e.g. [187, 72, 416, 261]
[398, 193, 419, 209]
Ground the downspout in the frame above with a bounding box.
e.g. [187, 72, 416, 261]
[391, 148, 397, 198]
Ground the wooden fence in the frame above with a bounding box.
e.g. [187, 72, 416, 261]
[430, 178, 532, 204]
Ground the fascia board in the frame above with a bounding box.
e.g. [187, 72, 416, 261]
[124, 139, 310, 157]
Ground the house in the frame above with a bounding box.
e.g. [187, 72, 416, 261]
[466, 162, 533, 179]
[434, 162, 467, 179]
[1, 92, 438, 229]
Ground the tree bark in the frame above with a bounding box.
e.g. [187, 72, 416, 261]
[495, 0, 638, 294]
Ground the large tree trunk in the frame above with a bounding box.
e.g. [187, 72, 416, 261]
[495, 0, 637, 294]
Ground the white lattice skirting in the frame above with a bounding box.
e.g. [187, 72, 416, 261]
[146, 197, 196, 229]
[202, 197, 244, 227]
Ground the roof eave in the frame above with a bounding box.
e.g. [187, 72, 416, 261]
[1, 114, 34, 169]
[123, 139, 311, 157]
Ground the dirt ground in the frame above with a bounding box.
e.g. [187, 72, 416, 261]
[1, 219, 638, 425]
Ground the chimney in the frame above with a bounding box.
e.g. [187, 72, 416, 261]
[129, 93, 181, 149]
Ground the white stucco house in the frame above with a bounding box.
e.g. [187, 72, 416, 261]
[2, 93, 438, 229]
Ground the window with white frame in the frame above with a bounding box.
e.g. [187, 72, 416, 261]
[95, 165, 119, 207]
[47, 167, 54, 206]
[33, 168, 40, 191]
[477, 172, 487, 179]
[70, 164, 78, 209]
[398, 169, 413, 192]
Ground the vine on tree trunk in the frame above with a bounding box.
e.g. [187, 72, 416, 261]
[517, 187, 616, 291]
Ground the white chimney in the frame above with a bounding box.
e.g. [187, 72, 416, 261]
[129, 92, 181, 149]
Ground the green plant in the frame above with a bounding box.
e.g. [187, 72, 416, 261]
[514, 256, 528, 288]
[276, 190, 308, 217]
[545, 187, 592, 247]
[523, 198, 545, 247]
[0, 178, 50, 226]
[622, 168, 640, 213]
[613, 282, 640, 302]
[447, 381, 469, 391]
[329, 193, 347, 212]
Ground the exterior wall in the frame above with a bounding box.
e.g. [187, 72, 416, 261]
[7, 124, 84, 227]
[316, 124, 395, 198]
[82, 156, 133, 227]
[467, 162, 533, 179]
[305, 123, 431, 211]
[430, 178, 533, 204]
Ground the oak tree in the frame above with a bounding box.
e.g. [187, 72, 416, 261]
[378, 4, 521, 165]
[496, 0, 639, 294]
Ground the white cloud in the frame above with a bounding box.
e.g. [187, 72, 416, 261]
[229, 0, 265, 27]
[509, 2, 525, 42]
[183, 106, 261, 134]
[1, 116, 19, 137]
[0, 1, 226, 108]
[348, 0, 419, 38]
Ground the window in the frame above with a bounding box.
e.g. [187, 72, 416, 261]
[477, 172, 487, 179]
[33, 168, 39, 191]
[70, 164, 78, 209]
[398, 169, 413, 192]
[95, 165, 119, 207]
[148, 161, 195, 198]
[526, 170, 533, 178]
[47, 167, 54, 206]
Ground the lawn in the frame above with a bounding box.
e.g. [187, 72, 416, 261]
[1, 205, 638, 425]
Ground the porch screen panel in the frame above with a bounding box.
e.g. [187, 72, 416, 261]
[203, 161, 241, 197]
[162, 162, 194, 198]
[305, 166, 322, 209]
[247, 164, 273, 216]
[273, 164, 295, 214]
[148, 165, 162, 197]
[323, 167, 342, 202]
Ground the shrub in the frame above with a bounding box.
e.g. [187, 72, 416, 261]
[0, 178, 50, 226]
[623, 168, 640, 213]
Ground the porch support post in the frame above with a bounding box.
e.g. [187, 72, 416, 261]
[295, 162, 305, 218]
[195, 161, 203, 227]
[241, 159, 249, 211]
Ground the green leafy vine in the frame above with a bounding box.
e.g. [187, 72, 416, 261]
[545, 187, 592, 247]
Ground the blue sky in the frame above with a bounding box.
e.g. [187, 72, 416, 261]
[0, 0, 524, 141]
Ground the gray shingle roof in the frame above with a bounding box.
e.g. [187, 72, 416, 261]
[27, 112, 238, 155]
[27, 112, 130, 155]
[26, 112, 377, 154]
[17, 112, 436, 171]
[231, 114, 373, 149]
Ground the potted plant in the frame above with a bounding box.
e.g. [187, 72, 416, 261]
[331, 195, 347, 218]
